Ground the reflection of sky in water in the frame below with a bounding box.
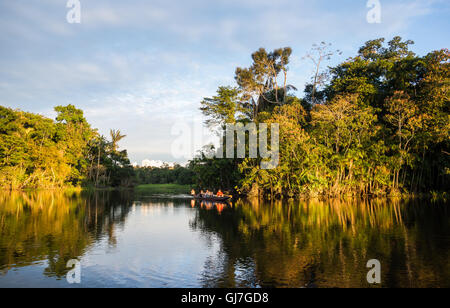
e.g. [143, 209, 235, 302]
[0, 202, 222, 288]
[0, 192, 449, 288]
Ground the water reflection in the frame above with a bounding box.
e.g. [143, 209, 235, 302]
[0, 190, 133, 280]
[0, 191, 448, 288]
[192, 198, 450, 288]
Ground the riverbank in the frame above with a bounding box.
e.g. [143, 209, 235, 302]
[2, 184, 447, 202]
[1, 184, 191, 194]
[134, 184, 192, 194]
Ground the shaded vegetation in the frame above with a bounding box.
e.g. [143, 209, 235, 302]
[135, 183, 192, 195]
[134, 164, 195, 186]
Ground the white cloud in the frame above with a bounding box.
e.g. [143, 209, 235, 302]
[0, 0, 446, 164]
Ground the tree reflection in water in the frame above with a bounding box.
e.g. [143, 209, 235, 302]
[0, 190, 133, 279]
[0, 192, 448, 287]
[191, 198, 450, 288]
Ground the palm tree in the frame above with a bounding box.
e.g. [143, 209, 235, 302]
[109, 129, 126, 152]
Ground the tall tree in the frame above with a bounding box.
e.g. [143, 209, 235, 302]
[235, 47, 293, 119]
[200, 86, 241, 127]
[110, 129, 126, 152]
[303, 42, 341, 105]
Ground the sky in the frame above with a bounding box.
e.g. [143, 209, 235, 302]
[0, 0, 449, 165]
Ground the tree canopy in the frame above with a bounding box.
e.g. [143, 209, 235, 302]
[195, 37, 449, 197]
[0, 105, 134, 189]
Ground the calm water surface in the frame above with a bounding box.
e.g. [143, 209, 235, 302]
[0, 191, 449, 288]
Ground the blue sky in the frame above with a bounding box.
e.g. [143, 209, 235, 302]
[0, 0, 449, 164]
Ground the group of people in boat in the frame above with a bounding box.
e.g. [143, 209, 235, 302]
[191, 189, 224, 198]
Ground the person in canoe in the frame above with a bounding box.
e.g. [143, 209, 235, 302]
[192, 189, 230, 202]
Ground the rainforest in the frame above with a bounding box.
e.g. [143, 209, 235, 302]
[0, 37, 449, 198]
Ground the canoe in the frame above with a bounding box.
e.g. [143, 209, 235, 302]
[193, 195, 231, 202]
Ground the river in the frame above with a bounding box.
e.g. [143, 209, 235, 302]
[0, 190, 448, 288]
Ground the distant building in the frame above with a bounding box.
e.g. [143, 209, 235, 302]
[140, 159, 175, 169]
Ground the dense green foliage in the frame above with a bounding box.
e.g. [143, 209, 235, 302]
[194, 37, 449, 197]
[134, 165, 195, 185]
[0, 105, 134, 189]
[135, 183, 192, 194]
